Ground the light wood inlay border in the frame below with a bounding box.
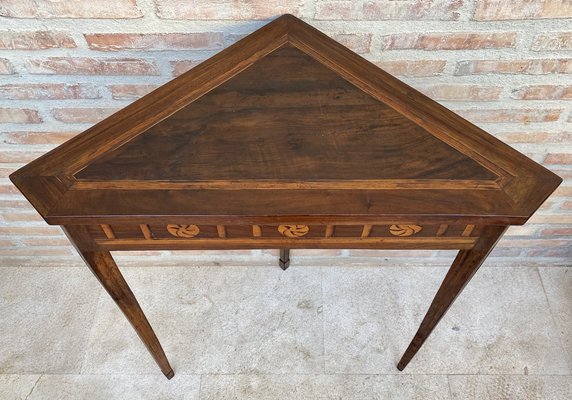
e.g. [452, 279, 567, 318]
[436, 224, 448, 236]
[462, 224, 475, 237]
[325, 225, 334, 238]
[73, 178, 502, 191]
[140, 224, 153, 239]
[101, 224, 115, 239]
[217, 225, 226, 238]
[96, 237, 478, 251]
[361, 224, 373, 238]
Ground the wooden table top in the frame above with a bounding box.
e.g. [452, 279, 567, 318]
[10, 14, 561, 226]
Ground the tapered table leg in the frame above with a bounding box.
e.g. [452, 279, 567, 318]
[63, 225, 174, 379]
[279, 248, 290, 270]
[397, 225, 508, 371]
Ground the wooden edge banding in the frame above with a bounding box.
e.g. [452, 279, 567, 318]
[72, 178, 502, 191]
[462, 224, 475, 237]
[101, 224, 115, 239]
[217, 225, 227, 238]
[325, 225, 335, 238]
[139, 224, 153, 240]
[252, 225, 262, 237]
[96, 236, 478, 251]
[436, 224, 448, 237]
[361, 224, 373, 238]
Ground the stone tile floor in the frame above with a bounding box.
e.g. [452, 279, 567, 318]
[0, 257, 570, 399]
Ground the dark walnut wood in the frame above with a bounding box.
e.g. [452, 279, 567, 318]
[10, 15, 561, 379]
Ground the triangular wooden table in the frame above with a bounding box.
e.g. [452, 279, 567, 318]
[11, 15, 561, 379]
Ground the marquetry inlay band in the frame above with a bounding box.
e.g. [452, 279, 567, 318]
[389, 224, 423, 237]
[93, 223, 482, 243]
[167, 224, 200, 238]
[278, 224, 309, 238]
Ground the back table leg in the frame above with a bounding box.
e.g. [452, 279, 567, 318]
[279, 248, 290, 270]
[62, 225, 174, 379]
[397, 225, 507, 371]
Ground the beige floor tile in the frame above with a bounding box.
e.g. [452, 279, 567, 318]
[0, 375, 41, 400]
[81, 266, 324, 375]
[200, 374, 451, 400]
[24, 374, 200, 400]
[0, 267, 101, 373]
[323, 266, 569, 374]
[539, 267, 572, 372]
[448, 375, 572, 399]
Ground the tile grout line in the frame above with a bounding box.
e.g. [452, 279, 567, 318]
[320, 265, 326, 375]
[535, 266, 572, 376]
[197, 373, 203, 400]
[446, 374, 454, 399]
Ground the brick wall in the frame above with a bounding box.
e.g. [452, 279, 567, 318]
[1, 1, 570, 266]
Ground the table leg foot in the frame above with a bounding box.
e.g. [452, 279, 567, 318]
[279, 248, 290, 270]
[397, 225, 507, 371]
[164, 369, 175, 379]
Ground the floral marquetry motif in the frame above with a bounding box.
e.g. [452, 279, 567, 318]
[390, 224, 422, 237]
[278, 224, 309, 238]
[167, 224, 200, 238]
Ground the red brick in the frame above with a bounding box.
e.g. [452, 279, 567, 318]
[25, 57, 159, 75]
[550, 187, 572, 198]
[475, 0, 572, 20]
[0, 58, 14, 74]
[0, 31, 75, 50]
[0, 248, 73, 257]
[0, 108, 41, 123]
[1, 131, 78, 145]
[0, 239, 15, 248]
[455, 59, 572, 75]
[419, 84, 502, 101]
[0, 83, 100, 100]
[489, 247, 526, 257]
[511, 85, 572, 100]
[532, 33, 572, 51]
[544, 153, 572, 164]
[0, 0, 142, 18]
[505, 225, 538, 236]
[541, 228, 572, 236]
[0, 150, 45, 163]
[21, 237, 71, 247]
[334, 33, 372, 54]
[109, 84, 159, 100]
[2, 213, 44, 222]
[382, 32, 516, 50]
[171, 60, 203, 77]
[0, 199, 31, 208]
[0, 226, 62, 236]
[0, 183, 20, 195]
[494, 131, 572, 143]
[51, 108, 119, 124]
[375, 60, 446, 76]
[498, 239, 570, 248]
[315, 0, 463, 20]
[156, 0, 303, 19]
[457, 108, 561, 123]
[526, 245, 571, 258]
[85, 33, 223, 51]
